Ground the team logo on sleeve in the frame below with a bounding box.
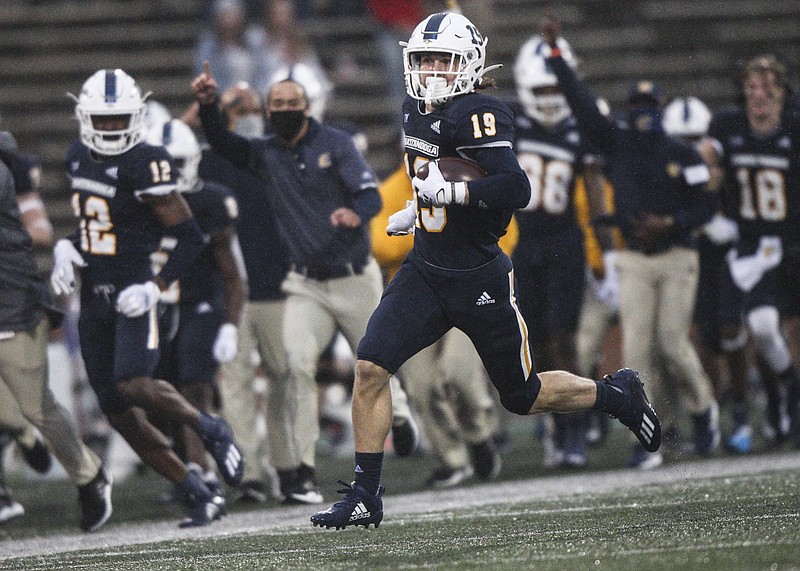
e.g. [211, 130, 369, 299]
[666, 162, 681, 178]
[318, 153, 331, 169]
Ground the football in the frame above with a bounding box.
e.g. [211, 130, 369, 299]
[416, 157, 487, 182]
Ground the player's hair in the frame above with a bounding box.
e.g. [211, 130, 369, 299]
[740, 54, 789, 91]
[267, 79, 310, 110]
[476, 76, 497, 90]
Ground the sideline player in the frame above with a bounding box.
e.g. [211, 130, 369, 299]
[511, 34, 610, 468]
[147, 118, 246, 494]
[52, 69, 244, 527]
[309, 11, 661, 530]
[705, 55, 800, 447]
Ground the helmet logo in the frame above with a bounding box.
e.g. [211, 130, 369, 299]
[422, 12, 448, 40]
[104, 69, 118, 103]
[466, 24, 483, 46]
[161, 121, 173, 146]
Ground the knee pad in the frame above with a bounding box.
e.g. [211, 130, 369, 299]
[499, 394, 533, 415]
[499, 372, 541, 416]
[747, 306, 791, 373]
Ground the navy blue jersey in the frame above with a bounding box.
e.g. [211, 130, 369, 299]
[199, 147, 289, 301]
[709, 106, 800, 244]
[153, 181, 238, 306]
[511, 106, 592, 240]
[402, 93, 518, 269]
[65, 140, 177, 288]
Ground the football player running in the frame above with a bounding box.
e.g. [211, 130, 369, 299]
[310, 11, 661, 530]
[147, 118, 247, 500]
[705, 55, 800, 447]
[52, 69, 244, 527]
[512, 35, 611, 469]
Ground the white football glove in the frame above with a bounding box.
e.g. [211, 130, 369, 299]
[50, 239, 86, 295]
[412, 161, 468, 207]
[594, 251, 620, 310]
[386, 200, 417, 236]
[116, 281, 160, 317]
[703, 213, 739, 245]
[212, 323, 238, 363]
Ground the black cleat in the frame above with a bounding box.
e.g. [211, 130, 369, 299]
[200, 415, 244, 487]
[469, 439, 501, 480]
[234, 480, 268, 504]
[78, 465, 113, 532]
[602, 368, 662, 452]
[0, 483, 25, 524]
[311, 480, 383, 530]
[284, 465, 323, 505]
[425, 465, 474, 489]
[179, 494, 225, 528]
[19, 437, 52, 474]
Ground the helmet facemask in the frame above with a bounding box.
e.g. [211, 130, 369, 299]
[404, 47, 481, 107]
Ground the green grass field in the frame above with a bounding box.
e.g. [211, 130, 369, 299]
[2, 420, 799, 570]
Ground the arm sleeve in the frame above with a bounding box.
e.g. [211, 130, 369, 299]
[156, 218, 205, 286]
[198, 101, 253, 171]
[673, 155, 715, 233]
[466, 146, 531, 209]
[0, 149, 34, 194]
[547, 56, 617, 151]
[334, 131, 382, 221]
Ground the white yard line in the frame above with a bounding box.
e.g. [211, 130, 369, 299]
[2, 451, 799, 561]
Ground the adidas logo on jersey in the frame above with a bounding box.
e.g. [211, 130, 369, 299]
[430, 120, 441, 134]
[476, 292, 495, 305]
[349, 502, 372, 522]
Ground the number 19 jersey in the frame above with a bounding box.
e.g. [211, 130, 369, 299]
[402, 92, 516, 270]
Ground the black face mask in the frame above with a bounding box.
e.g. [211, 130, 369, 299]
[270, 110, 307, 141]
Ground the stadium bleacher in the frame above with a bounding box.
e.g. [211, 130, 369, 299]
[0, 0, 798, 244]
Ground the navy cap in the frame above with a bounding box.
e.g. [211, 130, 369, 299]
[626, 80, 663, 106]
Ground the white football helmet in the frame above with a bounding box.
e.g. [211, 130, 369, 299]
[514, 36, 577, 127]
[269, 63, 332, 122]
[71, 69, 149, 155]
[662, 96, 711, 139]
[401, 12, 496, 107]
[144, 99, 172, 131]
[146, 119, 201, 192]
